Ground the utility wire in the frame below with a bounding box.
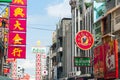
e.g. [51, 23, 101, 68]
[28, 27, 55, 31]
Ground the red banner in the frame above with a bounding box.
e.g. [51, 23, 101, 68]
[104, 39, 118, 79]
[8, 46, 26, 58]
[9, 19, 26, 32]
[10, 6, 27, 18]
[10, 0, 27, 6]
[94, 45, 104, 78]
[9, 32, 26, 45]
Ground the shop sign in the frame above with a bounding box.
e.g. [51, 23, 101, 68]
[94, 45, 104, 78]
[75, 30, 94, 50]
[104, 39, 119, 79]
[74, 57, 91, 67]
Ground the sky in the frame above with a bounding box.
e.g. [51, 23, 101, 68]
[17, 0, 71, 80]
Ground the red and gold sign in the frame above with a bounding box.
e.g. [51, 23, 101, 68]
[8, 0, 27, 59]
[8, 46, 26, 58]
[9, 32, 26, 45]
[75, 30, 94, 50]
[10, 6, 26, 18]
[9, 19, 26, 31]
[104, 39, 119, 79]
[94, 45, 104, 78]
[10, 0, 27, 6]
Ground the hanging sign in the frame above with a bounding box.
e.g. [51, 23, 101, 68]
[75, 30, 94, 50]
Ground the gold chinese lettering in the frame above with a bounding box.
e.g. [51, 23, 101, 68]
[14, 20, 24, 30]
[14, 8, 25, 17]
[13, 34, 23, 44]
[13, 0, 24, 5]
[11, 48, 22, 57]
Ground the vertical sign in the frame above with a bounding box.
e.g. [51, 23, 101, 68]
[104, 39, 119, 79]
[12, 59, 17, 80]
[36, 53, 41, 80]
[32, 47, 47, 80]
[94, 45, 104, 78]
[8, 0, 27, 59]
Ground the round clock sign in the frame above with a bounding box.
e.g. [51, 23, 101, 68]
[75, 30, 94, 50]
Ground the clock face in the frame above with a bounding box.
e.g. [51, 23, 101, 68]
[75, 30, 94, 50]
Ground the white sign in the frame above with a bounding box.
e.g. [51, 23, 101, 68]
[32, 47, 46, 54]
[42, 70, 48, 76]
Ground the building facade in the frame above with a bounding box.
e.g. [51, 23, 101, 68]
[69, 0, 94, 79]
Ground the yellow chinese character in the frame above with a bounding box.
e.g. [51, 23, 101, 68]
[11, 48, 22, 57]
[13, 34, 23, 44]
[14, 8, 25, 17]
[13, 0, 24, 5]
[14, 20, 24, 30]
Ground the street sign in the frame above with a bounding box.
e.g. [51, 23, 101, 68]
[74, 57, 91, 67]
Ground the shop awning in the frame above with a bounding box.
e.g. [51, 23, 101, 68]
[0, 76, 12, 80]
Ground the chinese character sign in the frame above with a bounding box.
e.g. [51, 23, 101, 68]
[9, 19, 26, 31]
[9, 32, 26, 45]
[8, 0, 27, 59]
[10, 0, 27, 6]
[10, 6, 26, 18]
[8, 46, 26, 58]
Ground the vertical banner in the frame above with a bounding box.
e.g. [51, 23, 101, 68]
[8, 0, 27, 59]
[94, 45, 104, 78]
[104, 39, 118, 79]
[36, 53, 41, 80]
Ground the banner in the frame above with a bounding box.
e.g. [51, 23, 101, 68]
[104, 39, 118, 79]
[94, 45, 104, 78]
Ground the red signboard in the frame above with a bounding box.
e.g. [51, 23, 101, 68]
[10, 0, 27, 6]
[3, 68, 10, 74]
[94, 45, 104, 78]
[10, 6, 27, 18]
[9, 19, 26, 31]
[75, 30, 94, 50]
[8, 45, 26, 58]
[104, 39, 118, 79]
[9, 32, 26, 45]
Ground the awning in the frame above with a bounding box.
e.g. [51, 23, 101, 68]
[0, 76, 12, 80]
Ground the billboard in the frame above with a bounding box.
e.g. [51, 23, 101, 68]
[94, 45, 104, 78]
